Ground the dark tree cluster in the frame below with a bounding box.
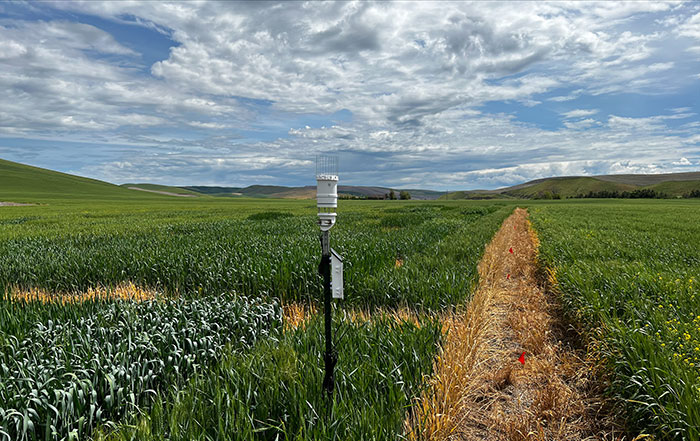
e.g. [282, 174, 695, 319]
[684, 189, 700, 198]
[339, 194, 364, 200]
[531, 191, 562, 200]
[382, 190, 411, 200]
[574, 189, 668, 199]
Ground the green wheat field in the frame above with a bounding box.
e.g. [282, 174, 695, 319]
[1, 160, 699, 440]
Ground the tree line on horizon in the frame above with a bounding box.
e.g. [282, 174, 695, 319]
[530, 188, 700, 200]
[342, 190, 411, 200]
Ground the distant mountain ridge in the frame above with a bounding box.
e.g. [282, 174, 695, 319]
[178, 185, 443, 200]
[120, 172, 700, 200]
[120, 183, 443, 200]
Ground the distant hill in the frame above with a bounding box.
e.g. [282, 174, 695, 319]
[181, 185, 313, 198]
[122, 183, 201, 197]
[0, 159, 441, 201]
[181, 186, 242, 196]
[595, 172, 700, 186]
[442, 191, 514, 200]
[504, 177, 638, 199]
[6, 157, 696, 203]
[442, 172, 700, 200]
[646, 180, 700, 196]
[177, 185, 443, 200]
[0, 159, 155, 203]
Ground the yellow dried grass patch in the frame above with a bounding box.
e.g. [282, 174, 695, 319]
[5, 282, 159, 304]
[345, 307, 423, 327]
[283, 302, 317, 330]
[283, 302, 424, 330]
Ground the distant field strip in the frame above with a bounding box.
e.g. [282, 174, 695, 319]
[126, 186, 198, 197]
[531, 200, 700, 440]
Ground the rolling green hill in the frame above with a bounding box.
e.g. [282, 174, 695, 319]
[5, 156, 698, 203]
[645, 180, 700, 196]
[0, 158, 441, 202]
[595, 171, 700, 186]
[444, 173, 700, 200]
[504, 177, 638, 199]
[0, 159, 160, 203]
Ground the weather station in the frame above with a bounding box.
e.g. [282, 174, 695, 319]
[316, 155, 343, 396]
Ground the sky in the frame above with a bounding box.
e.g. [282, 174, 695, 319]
[0, 1, 699, 190]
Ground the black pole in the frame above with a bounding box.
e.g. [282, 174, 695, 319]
[319, 231, 336, 396]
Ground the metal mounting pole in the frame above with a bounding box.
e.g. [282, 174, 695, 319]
[319, 230, 336, 396]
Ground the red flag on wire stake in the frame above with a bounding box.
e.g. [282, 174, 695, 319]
[507, 273, 511, 280]
[509, 247, 514, 254]
[518, 351, 525, 365]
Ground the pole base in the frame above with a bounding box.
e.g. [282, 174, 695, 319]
[323, 349, 337, 395]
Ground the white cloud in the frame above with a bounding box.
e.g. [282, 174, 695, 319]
[564, 118, 599, 130]
[679, 12, 700, 39]
[607, 111, 695, 132]
[671, 107, 692, 113]
[607, 115, 664, 131]
[673, 157, 692, 165]
[648, 62, 675, 71]
[562, 109, 599, 119]
[42, 1, 690, 123]
[548, 89, 583, 102]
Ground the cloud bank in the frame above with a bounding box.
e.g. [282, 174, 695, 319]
[0, 1, 699, 189]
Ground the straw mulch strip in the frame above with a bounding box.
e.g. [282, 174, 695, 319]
[407, 208, 631, 441]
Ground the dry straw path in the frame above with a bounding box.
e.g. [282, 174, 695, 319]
[409, 208, 625, 441]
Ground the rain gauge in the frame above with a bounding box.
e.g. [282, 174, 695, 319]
[316, 155, 343, 396]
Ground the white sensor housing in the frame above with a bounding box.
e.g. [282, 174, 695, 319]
[316, 155, 339, 232]
[317, 175, 338, 231]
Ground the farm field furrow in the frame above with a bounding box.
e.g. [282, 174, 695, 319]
[0, 199, 512, 441]
[531, 200, 700, 440]
[410, 208, 618, 440]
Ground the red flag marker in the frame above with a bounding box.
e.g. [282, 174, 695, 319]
[509, 247, 514, 254]
[518, 351, 525, 365]
[507, 273, 511, 280]
[513, 225, 516, 230]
